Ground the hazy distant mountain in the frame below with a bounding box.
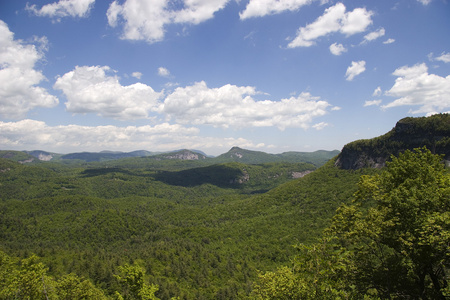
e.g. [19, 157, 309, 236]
[0, 150, 35, 163]
[152, 149, 208, 160]
[213, 147, 278, 164]
[277, 150, 340, 166]
[213, 146, 339, 166]
[25, 150, 61, 161]
[60, 150, 156, 162]
[1, 147, 339, 166]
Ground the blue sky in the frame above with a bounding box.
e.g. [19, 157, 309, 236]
[0, 0, 449, 156]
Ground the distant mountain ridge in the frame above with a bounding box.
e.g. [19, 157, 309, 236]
[5, 115, 449, 169]
[0, 148, 339, 166]
[214, 147, 340, 166]
[335, 113, 450, 170]
[59, 150, 156, 162]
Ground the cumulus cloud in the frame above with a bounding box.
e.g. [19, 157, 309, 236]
[312, 122, 328, 130]
[131, 71, 142, 79]
[52, 67, 335, 129]
[0, 119, 196, 151]
[0, 119, 265, 155]
[107, 0, 229, 43]
[383, 38, 395, 44]
[417, 0, 431, 5]
[434, 52, 450, 63]
[345, 60, 366, 81]
[364, 100, 382, 107]
[288, 3, 373, 48]
[383, 63, 450, 114]
[158, 67, 170, 77]
[372, 86, 382, 96]
[329, 42, 347, 55]
[0, 20, 58, 119]
[363, 27, 385, 42]
[26, 0, 95, 19]
[240, 0, 319, 19]
[158, 81, 331, 130]
[54, 65, 162, 120]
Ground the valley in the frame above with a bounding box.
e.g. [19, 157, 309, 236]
[0, 114, 449, 299]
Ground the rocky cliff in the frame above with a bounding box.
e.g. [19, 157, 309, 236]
[160, 149, 206, 160]
[335, 114, 450, 170]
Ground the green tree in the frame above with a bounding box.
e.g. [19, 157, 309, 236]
[0, 251, 109, 300]
[329, 147, 449, 298]
[56, 273, 108, 299]
[115, 262, 159, 300]
[252, 237, 358, 299]
[0, 253, 56, 299]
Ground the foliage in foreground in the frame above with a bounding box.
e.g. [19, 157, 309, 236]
[253, 147, 450, 299]
[0, 251, 108, 299]
[0, 250, 165, 300]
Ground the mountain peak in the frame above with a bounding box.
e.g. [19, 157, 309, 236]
[159, 149, 206, 160]
[335, 114, 450, 170]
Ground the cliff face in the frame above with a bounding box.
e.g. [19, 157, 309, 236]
[161, 150, 206, 160]
[335, 114, 450, 170]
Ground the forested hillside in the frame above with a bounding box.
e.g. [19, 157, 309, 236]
[1, 114, 449, 299]
[253, 147, 450, 299]
[0, 153, 366, 299]
[336, 113, 450, 169]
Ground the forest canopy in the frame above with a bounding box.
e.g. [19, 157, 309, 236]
[253, 147, 450, 299]
[1, 132, 449, 299]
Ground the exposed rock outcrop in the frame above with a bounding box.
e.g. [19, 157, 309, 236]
[162, 150, 206, 160]
[291, 170, 313, 178]
[335, 114, 450, 170]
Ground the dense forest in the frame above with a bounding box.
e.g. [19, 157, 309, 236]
[0, 114, 449, 299]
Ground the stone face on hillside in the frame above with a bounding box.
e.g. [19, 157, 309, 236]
[335, 114, 450, 170]
[162, 150, 205, 160]
[38, 153, 53, 161]
[291, 170, 313, 178]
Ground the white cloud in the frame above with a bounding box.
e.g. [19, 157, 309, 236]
[363, 27, 385, 42]
[54, 65, 163, 120]
[435, 52, 450, 63]
[0, 119, 265, 155]
[107, 0, 168, 42]
[417, 0, 431, 5]
[312, 122, 328, 130]
[158, 67, 170, 77]
[26, 0, 95, 19]
[288, 3, 373, 48]
[0, 119, 197, 151]
[131, 71, 142, 79]
[426, 111, 450, 117]
[107, 0, 229, 43]
[0, 20, 58, 119]
[383, 63, 450, 114]
[172, 0, 230, 24]
[364, 100, 382, 107]
[240, 0, 317, 20]
[340, 7, 373, 35]
[383, 38, 395, 44]
[329, 42, 347, 55]
[53, 68, 336, 130]
[372, 86, 382, 96]
[159, 81, 332, 130]
[345, 60, 366, 81]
